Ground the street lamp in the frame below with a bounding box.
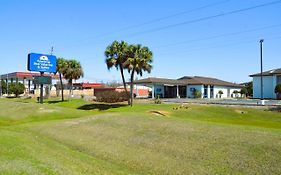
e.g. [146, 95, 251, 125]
[260, 39, 264, 105]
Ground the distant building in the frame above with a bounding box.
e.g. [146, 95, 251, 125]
[0, 72, 59, 95]
[250, 68, 281, 99]
[134, 76, 242, 99]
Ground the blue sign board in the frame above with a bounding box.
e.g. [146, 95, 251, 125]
[28, 53, 57, 73]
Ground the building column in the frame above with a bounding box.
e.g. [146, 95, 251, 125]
[6, 77, 9, 95]
[136, 85, 139, 97]
[28, 80, 31, 94]
[207, 85, 211, 98]
[176, 85, 180, 98]
[152, 84, 155, 99]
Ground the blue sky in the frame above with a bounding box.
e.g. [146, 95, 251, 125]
[0, 0, 281, 83]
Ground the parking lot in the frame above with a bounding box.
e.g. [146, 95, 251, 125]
[162, 98, 281, 107]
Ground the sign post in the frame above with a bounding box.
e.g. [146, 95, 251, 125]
[28, 53, 56, 104]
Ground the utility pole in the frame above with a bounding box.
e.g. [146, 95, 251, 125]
[6, 74, 8, 96]
[50, 46, 54, 55]
[260, 39, 264, 105]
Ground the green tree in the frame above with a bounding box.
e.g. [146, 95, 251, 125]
[56, 57, 67, 101]
[242, 81, 253, 97]
[63, 59, 84, 98]
[233, 90, 239, 98]
[9, 83, 25, 97]
[1, 80, 7, 94]
[218, 90, 223, 98]
[240, 87, 248, 97]
[275, 84, 281, 99]
[124, 44, 153, 106]
[105, 41, 130, 102]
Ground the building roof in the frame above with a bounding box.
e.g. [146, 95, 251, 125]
[178, 76, 243, 87]
[0, 72, 60, 79]
[134, 76, 242, 88]
[249, 68, 281, 77]
[134, 77, 186, 85]
[73, 82, 104, 88]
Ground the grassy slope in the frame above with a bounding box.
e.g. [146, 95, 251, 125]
[0, 99, 281, 174]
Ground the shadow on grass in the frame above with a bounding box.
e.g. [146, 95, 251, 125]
[77, 103, 127, 111]
[47, 100, 64, 104]
[268, 106, 281, 112]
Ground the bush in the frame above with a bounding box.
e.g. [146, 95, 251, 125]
[9, 83, 25, 97]
[240, 87, 248, 96]
[154, 95, 162, 104]
[95, 91, 129, 103]
[275, 84, 281, 94]
[192, 89, 201, 98]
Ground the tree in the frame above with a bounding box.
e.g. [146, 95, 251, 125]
[240, 87, 248, 98]
[9, 83, 25, 97]
[241, 81, 253, 97]
[56, 57, 67, 101]
[63, 59, 84, 99]
[275, 84, 281, 99]
[105, 41, 130, 103]
[1, 80, 7, 94]
[218, 90, 223, 98]
[233, 90, 239, 98]
[124, 44, 153, 106]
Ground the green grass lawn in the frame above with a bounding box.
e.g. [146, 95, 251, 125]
[0, 98, 281, 174]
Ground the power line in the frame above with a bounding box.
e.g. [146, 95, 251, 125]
[126, 0, 281, 37]
[60, 0, 231, 50]
[154, 24, 281, 49]
[112, 0, 231, 32]
[157, 35, 281, 57]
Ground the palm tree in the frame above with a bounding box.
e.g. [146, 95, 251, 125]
[63, 59, 84, 99]
[105, 41, 130, 102]
[56, 57, 66, 101]
[124, 44, 153, 106]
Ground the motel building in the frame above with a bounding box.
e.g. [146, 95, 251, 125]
[0, 72, 151, 98]
[134, 76, 242, 99]
[250, 68, 281, 99]
[0, 72, 59, 96]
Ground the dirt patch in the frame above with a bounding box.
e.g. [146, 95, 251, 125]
[149, 110, 170, 117]
[38, 108, 59, 113]
[234, 109, 247, 114]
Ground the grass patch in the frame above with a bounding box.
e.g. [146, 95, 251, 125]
[0, 98, 281, 174]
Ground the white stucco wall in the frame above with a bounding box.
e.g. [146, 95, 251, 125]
[253, 76, 277, 99]
[213, 86, 228, 98]
[213, 86, 242, 98]
[186, 85, 203, 98]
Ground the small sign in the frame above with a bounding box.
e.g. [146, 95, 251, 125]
[33, 76, 52, 85]
[28, 53, 57, 73]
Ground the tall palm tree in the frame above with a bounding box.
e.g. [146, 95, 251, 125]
[56, 57, 66, 101]
[124, 44, 153, 106]
[63, 59, 84, 98]
[105, 41, 130, 102]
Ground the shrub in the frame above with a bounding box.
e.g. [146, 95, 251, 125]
[240, 87, 248, 96]
[154, 95, 162, 104]
[275, 84, 281, 100]
[95, 91, 129, 103]
[192, 89, 201, 98]
[9, 83, 25, 97]
[275, 84, 281, 94]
